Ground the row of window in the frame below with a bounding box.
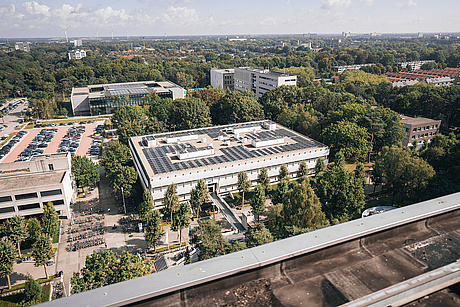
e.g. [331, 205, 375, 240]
[153, 159, 318, 194]
[0, 199, 65, 215]
[411, 132, 437, 139]
[412, 124, 438, 132]
[0, 189, 62, 203]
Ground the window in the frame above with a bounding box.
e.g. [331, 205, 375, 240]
[48, 164, 54, 171]
[18, 203, 40, 211]
[50, 199, 64, 206]
[0, 196, 12, 203]
[15, 192, 38, 201]
[0, 207, 15, 214]
[40, 189, 62, 197]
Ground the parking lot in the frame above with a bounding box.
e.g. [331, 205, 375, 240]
[0, 121, 104, 164]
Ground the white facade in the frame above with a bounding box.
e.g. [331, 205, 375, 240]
[398, 60, 435, 71]
[0, 153, 75, 220]
[129, 121, 329, 208]
[233, 67, 297, 98]
[210, 69, 234, 91]
[14, 42, 30, 52]
[68, 49, 87, 60]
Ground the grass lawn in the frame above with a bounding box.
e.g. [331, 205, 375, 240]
[0, 284, 51, 306]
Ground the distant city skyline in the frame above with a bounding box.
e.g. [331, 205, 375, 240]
[0, 0, 458, 38]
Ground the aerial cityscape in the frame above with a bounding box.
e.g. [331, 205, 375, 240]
[0, 1, 459, 306]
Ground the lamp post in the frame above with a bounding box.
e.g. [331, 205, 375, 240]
[121, 187, 127, 214]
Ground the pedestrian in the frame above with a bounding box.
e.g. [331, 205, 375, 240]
[108, 208, 110, 213]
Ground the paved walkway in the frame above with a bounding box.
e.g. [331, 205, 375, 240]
[210, 193, 246, 232]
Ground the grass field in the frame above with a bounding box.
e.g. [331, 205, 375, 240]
[0, 284, 51, 306]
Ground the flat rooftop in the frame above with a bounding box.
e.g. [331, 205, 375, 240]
[401, 115, 441, 125]
[130, 121, 326, 176]
[73, 81, 183, 100]
[0, 170, 66, 191]
[236, 67, 294, 77]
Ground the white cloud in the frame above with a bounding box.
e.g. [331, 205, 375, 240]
[161, 6, 199, 26]
[321, 0, 352, 10]
[22, 1, 50, 17]
[360, 0, 374, 5]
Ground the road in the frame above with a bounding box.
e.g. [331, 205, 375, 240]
[0, 99, 27, 136]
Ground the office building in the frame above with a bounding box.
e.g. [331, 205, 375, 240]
[0, 153, 75, 220]
[129, 120, 329, 207]
[74, 39, 82, 47]
[71, 81, 187, 116]
[68, 49, 86, 60]
[210, 69, 234, 91]
[14, 42, 30, 52]
[234, 67, 297, 98]
[401, 115, 441, 147]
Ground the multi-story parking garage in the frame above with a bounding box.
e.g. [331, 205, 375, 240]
[129, 120, 329, 208]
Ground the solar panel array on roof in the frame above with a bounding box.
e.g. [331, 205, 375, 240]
[141, 123, 324, 175]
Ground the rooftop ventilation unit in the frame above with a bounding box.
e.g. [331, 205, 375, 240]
[252, 137, 284, 148]
[178, 145, 214, 160]
[166, 134, 198, 144]
[142, 136, 156, 147]
[262, 122, 277, 130]
[232, 125, 262, 135]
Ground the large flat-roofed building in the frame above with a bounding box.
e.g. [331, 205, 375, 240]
[401, 115, 441, 147]
[68, 49, 86, 60]
[234, 67, 297, 97]
[71, 81, 187, 116]
[129, 120, 328, 207]
[0, 153, 75, 220]
[210, 69, 234, 91]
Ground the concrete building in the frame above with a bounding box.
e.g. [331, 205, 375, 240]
[71, 81, 186, 116]
[68, 49, 86, 60]
[129, 120, 329, 207]
[398, 60, 435, 71]
[14, 42, 30, 52]
[234, 67, 297, 98]
[73, 39, 82, 47]
[210, 69, 234, 91]
[332, 64, 374, 74]
[0, 153, 75, 220]
[401, 115, 441, 147]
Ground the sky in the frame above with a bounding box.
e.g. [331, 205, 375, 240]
[0, 0, 458, 38]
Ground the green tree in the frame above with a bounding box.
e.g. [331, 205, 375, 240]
[111, 251, 152, 284]
[71, 250, 117, 294]
[190, 179, 209, 218]
[41, 202, 59, 239]
[171, 202, 191, 249]
[24, 273, 42, 303]
[297, 161, 308, 178]
[170, 97, 211, 130]
[138, 190, 154, 221]
[314, 157, 327, 175]
[163, 183, 179, 224]
[266, 203, 284, 239]
[144, 210, 164, 252]
[117, 121, 144, 144]
[283, 181, 327, 229]
[27, 218, 42, 242]
[100, 141, 130, 174]
[0, 240, 15, 289]
[72, 156, 99, 187]
[316, 152, 365, 220]
[237, 171, 251, 207]
[112, 105, 146, 129]
[2, 215, 27, 257]
[190, 219, 229, 261]
[110, 165, 137, 198]
[251, 185, 266, 223]
[374, 145, 435, 203]
[355, 163, 366, 188]
[245, 223, 273, 247]
[211, 91, 263, 124]
[278, 164, 290, 181]
[272, 179, 290, 206]
[323, 120, 372, 163]
[257, 167, 271, 194]
[32, 234, 54, 279]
